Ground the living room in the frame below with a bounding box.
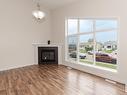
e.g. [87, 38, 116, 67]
[0, 0, 127, 95]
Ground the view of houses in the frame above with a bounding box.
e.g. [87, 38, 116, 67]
[68, 38, 117, 69]
[67, 19, 117, 69]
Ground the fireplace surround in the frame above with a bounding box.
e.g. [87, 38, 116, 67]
[32, 43, 62, 65]
[38, 47, 58, 64]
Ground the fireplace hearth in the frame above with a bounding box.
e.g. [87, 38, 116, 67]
[38, 47, 58, 64]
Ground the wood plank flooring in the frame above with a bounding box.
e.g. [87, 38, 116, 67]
[0, 64, 126, 95]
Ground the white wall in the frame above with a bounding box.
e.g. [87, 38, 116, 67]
[0, 0, 51, 71]
[51, 0, 127, 85]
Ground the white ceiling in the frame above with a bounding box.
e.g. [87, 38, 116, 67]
[39, 0, 80, 10]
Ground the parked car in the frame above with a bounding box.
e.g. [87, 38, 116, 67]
[88, 51, 100, 55]
[79, 53, 86, 59]
[69, 52, 86, 59]
[96, 53, 116, 64]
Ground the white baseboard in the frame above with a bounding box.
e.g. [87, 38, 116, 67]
[105, 79, 116, 84]
[0, 63, 37, 72]
[125, 85, 127, 92]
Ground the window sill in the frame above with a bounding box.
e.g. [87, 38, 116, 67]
[66, 60, 117, 73]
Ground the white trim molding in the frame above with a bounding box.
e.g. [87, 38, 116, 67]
[125, 84, 127, 92]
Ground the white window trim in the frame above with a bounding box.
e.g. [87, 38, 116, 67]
[65, 18, 118, 71]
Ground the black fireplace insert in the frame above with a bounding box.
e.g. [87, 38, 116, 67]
[38, 47, 58, 64]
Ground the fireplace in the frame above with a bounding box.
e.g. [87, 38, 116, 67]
[38, 47, 58, 64]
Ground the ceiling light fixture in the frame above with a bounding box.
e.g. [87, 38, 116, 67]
[32, 0, 46, 21]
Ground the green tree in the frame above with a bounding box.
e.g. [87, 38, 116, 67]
[85, 45, 93, 52]
[88, 38, 94, 43]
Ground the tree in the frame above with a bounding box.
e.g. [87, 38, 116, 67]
[88, 38, 94, 43]
[85, 45, 93, 52]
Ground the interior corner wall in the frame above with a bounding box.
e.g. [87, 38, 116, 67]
[0, 0, 51, 71]
[51, 0, 127, 85]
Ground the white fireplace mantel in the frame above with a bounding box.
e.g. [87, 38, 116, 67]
[32, 43, 63, 65]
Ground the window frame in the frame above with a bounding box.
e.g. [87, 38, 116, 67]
[65, 18, 119, 71]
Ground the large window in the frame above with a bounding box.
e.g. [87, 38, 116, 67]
[66, 18, 118, 70]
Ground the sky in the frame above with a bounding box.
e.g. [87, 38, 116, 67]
[68, 19, 117, 43]
[79, 31, 117, 43]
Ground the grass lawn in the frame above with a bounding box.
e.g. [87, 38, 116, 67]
[104, 50, 113, 53]
[80, 59, 117, 69]
[79, 49, 86, 53]
[80, 59, 94, 65]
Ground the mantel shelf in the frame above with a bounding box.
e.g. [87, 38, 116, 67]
[32, 43, 63, 47]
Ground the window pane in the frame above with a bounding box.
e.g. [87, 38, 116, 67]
[80, 20, 93, 33]
[68, 19, 78, 35]
[95, 31, 117, 69]
[79, 34, 94, 65]
[96, 20, 117, 31]
[68, 36, 78, 61]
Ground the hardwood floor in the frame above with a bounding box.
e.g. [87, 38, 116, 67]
[0, 64, 126, 95]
